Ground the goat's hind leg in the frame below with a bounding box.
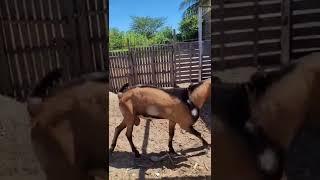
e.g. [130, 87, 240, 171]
[126, 121, 140, 157]
[168, 120, 177, 154]
[110, 121, 126, 154]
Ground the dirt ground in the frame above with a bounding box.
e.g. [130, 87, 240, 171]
[108, 83, 212, 180]
[0, 95, 45, 180]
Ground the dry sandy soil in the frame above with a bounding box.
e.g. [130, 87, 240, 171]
[108, 83, 212, 180]
[0, 95, 45, 180]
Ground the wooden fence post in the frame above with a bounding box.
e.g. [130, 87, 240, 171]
[219, 0, 225, 64]
[151, 46, 157, 85]
[198, 6, 203, 82]
[170, 45, 175, 87]
[0, 21, 12, 96]
[74, 0, 92, 74]
[127, 39, 136, 85]
[253, 0, 260, 68]
[172, 29, 177, 86]
[281, 0, 292, 65]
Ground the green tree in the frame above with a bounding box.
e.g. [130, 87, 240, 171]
[178, 15, 198, 40]
[130, 16, 166, 38]
[109, 28, 125, 50]
[151, 26, 173, 44]
[124, 31, 150, 47]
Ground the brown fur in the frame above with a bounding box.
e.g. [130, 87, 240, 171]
[251, 52, 320, 150]
[189, 79, 212, 109]
[213, 119, 264, 180]
[28, 81, 107, 180]
[110, 78, 211, 157]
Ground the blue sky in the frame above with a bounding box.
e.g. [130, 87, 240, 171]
[109, 0, 183, 32]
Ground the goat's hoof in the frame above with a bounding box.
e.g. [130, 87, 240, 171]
[134, 150, 141, 158]
[169, 150, 177, 155]
[202, 141, 209, 147]
[109, 149, 114, 154]
[134, 153, 141, 158]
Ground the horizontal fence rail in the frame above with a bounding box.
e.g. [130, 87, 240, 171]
[109, 40, 212, 92]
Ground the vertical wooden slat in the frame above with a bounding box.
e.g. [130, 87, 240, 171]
[48, 0, 59, 69]
[150, 47, 156, 85]
[75, 0, 91, 73]
[94, 0, 103, 71]
[0, 2, 13, 96]
[189, 43, 192, 83]
[55, 0, 65, 69]
[22, 0, 38, 86]
[109, 52, 114, 90]
[101, 0, 108, 71]
[141, 47, 144, 84]
[56, 0, 71, 80]
[31, 0, 45, 79]
[14, 0, 31, 97]
[86, 0, 97, 71]
[128, 47, 135, 85]
[177, 43, 182, 83]
[281, 0, 292, 65]
[35, 0, 49, 77]
[5, 0, 23, 98]
[41, 0, 54, 72]
[170, 45, 175, 87]
[253, 0, 259, 67]
[219, 0, 224, 63]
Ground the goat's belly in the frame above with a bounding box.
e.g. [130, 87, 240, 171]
[136, 104, 173, 119]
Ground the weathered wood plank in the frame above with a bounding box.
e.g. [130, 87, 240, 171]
[212, 29, 281, 44]
[212, 2, 281, 19]
[280, 0, 292, 64]
[212, 42, 281, 57]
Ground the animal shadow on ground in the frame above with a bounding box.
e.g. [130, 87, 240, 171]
[108, 145, 209, 170]
[109, 114, 210, 170]
[147, 175, 212, 179]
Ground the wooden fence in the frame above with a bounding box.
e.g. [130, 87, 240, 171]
[211, 0, 320, 70]
[0, 0, 108, 101]
[109, 40, 211, 92]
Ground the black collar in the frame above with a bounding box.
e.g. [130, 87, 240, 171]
[186, 98, 200, 121]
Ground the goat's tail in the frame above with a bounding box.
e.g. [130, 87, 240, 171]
[117, 82, 129, 98]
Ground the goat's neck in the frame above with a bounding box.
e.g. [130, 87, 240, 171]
[189, 82, 211, 109]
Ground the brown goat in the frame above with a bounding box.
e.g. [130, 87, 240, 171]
[27, 70, 107, 180]
[110, 79, 211, 157]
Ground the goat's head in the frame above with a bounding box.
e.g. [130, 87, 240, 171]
[187, 78, 211, 109]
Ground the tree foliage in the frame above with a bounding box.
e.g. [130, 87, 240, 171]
[109, 17, 173, 50]
[130, 16, 166, 38]
[109, 28, 124, 50]
[178, 15, 198, 41]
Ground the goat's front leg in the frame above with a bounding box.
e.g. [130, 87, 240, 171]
[188, 126, 209, 146]
[168, 120, 176, 154]
[126, 122, 140, 157]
